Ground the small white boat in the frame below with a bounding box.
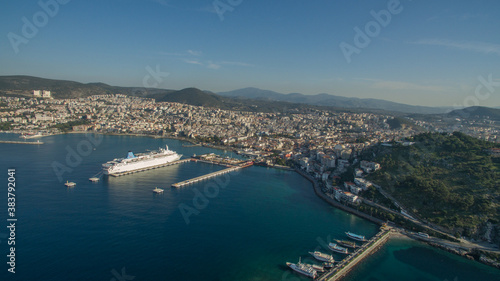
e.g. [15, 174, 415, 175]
[153, 187, 164, 194]
[346, 231, 367, 242]
[65, 181, 76, 187]
[89, 177, 100, 182]
[328, 243, 349, 254]
[309, 251, 334, 262]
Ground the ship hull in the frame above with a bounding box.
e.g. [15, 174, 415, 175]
[286, 263, 317, 279]
[103, 146, 181, 175]
[335, 239, 357, 248]
[309, 251, 334, 262]
[328, 243, 349, 254]
[346, 232, 367, 242]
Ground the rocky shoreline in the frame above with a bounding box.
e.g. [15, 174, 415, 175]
[425, 241, 500, 269]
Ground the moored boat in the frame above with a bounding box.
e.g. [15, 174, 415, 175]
[304, 263, 325, 272]
[346, 231, 367, 242]
[335, 239, 357, 248]
[328, 243, 349, 254]
[309, 251, 334, 262]
[153, 187, 164, 194]
[286, 258, 317, 279]
[89, 177, 100, 182]
[65, 181, 76, 187]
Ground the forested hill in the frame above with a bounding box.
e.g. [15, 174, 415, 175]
[365, 132, 500, 241]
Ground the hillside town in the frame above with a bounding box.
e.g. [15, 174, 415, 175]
[1, 94, 499, 166]
[2, 93, 499, 204]
[2, 93, 500, 264]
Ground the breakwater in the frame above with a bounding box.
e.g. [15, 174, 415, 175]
[318, 229, 393, 281]
[171, 166, 242, 188]
[171, 154, 253, 188]
[0, 140, 44, 144]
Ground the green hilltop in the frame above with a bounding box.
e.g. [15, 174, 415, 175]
[365, 132, 500, 240]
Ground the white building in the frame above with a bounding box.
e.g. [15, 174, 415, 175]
[42, 90, 51, 98]
[360, 160, 381, 173]
[354, 177, 372, 190]
[33, 90, 41, 97]
[35, 114, 54, 122]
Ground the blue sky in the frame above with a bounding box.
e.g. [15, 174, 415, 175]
[1, 0, 500, 107]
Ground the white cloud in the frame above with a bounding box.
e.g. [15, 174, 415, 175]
[158, 49, 253, 70]
[206, 61, 221, 70]
[187, 50, 202, 56]
[220, 61, 254, 67]
[182, 58, 252, 70]
[184, 59, 203, 65]
[413, 39, 500, 56]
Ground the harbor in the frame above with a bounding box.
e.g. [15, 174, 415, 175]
[102, 149, 253, 187]
[6, 133, 499, 281]
[172, 154, 253, 188]
[285, 228, 393, 280]
[317, 228, 392, 281]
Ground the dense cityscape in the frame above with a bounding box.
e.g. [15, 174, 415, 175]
[3, 0, 500, 280]
[2, 92, 500, 272]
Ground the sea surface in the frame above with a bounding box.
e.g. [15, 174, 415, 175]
[0, 133, 498, 281]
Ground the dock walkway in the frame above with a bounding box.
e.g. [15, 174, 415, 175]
[318, 229, 392, 281]
[172, 166, 241, 188]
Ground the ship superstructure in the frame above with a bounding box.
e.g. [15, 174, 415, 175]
[102, 145, 181, 176]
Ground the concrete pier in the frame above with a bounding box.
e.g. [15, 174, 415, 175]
[110, 158, 191, 177]
[171, 166, 241, 188]
[0, 140, 44, 144]
[317, 229, 392, 281]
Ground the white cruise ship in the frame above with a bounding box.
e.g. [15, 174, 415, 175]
[102, 145, 181, 176]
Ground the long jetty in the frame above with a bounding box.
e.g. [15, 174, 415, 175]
[110, 158, 191, 177]
[170, 154, 253, 188]
[171, 166, 241, 188]
[318, 229, 393, 281]
[0, 140, 44, 144]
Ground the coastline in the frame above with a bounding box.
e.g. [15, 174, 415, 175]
[7, 130, 499, 271]
[295, 168, 385, 225]
[294, 167, 500, 272]
[11, 130, 238, 151]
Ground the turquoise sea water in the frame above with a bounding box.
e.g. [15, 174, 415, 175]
[0, 133, 498, 280]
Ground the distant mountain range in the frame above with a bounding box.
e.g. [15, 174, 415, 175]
[1, 75, 498, 117]
[218, 87, 454, 114]
[448, 106, 500, 121]
[0, 76, 319, 112]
